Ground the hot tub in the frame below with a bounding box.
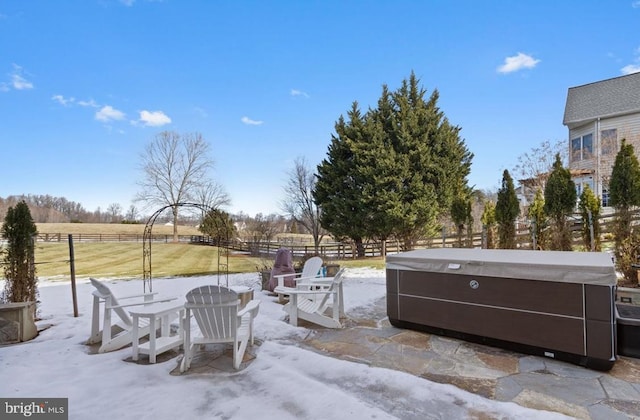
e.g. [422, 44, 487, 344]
[616, 303, 640, 358]
[386, 249, 617, 371]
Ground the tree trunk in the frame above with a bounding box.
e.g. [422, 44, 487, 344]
[313, 235, 320, 255]
[172, 205, 179, 243]
[356, 239, 365, 258]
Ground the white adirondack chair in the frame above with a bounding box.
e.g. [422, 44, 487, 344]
[180, 285, 260, 372]
[87, 278, 177, 353]
[275, 268, 345, 328]
[274, 256, 324, 303]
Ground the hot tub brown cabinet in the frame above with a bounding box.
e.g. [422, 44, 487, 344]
[386, 249, 617, 371]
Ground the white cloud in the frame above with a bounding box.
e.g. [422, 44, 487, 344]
[78, 98, 99, 108]
[622, 64, 640, 74]
[138, 110, 171, 127]
[12, 74, 33, 89]
[633, 1, 640, 8]
[290, 89, 309, 98]
[51, 94, 75, 106]
[621, 46, 640, 74]
[1, 64, 34, 92]
[95, 105, 125, 122]
[9, 64, 34, 90]
[497, 52, 540, 74]
[241, 116, 263, 126]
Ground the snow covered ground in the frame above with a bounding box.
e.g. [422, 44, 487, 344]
[0, 268, 572, 419]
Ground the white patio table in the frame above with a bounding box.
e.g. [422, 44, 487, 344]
[129, 300, 185, 363]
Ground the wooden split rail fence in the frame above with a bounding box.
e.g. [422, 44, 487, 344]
[16, 209, 639, 259]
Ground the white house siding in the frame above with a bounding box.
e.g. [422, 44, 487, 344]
[600, 113, 640, 144]
[599, 114, 640, 180]
[569, 113, 640, 205]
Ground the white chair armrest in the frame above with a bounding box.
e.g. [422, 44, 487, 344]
[107, 296, 177, 310]
[273, 285, 297, 295]
[273, 273, 301, 279]
[277, 288, 333, 296]
[296, 278, 331, 292]
[92, 290, 158, 300]
[117, 292, 159, 300]
[294, 275, 323, 283]
[273, 273, 302, 288]
[238, 300, 260, 318]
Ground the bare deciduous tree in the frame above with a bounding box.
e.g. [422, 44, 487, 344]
[136, 131, 215, 242]
[246, 213, 283, 249]
[281, 157, 325, 254]
[194, 181, 231, 220]
[125, 205, 138, 222]
[512, 139, 567, 196]
[106, 203, 122, 223]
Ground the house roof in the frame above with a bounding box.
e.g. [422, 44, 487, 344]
[563, 72, 640, 128]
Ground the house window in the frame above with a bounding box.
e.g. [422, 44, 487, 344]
[602, 188, 610, 207]
[571, 133, 594, 162]
[574, 178, 594, 197]
[571, 138, 581, 161]
[601, 129, 617, 155]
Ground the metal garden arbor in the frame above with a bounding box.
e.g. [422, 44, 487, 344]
[142, 202, 230, 292]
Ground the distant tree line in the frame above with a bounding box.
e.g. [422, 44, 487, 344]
[0, 194, 304, 244]
[0, 195, 148, 224]
[0, 195, 104, 223]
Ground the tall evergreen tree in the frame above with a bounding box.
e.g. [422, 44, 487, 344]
[495, 170, 519, 249]
[610, 139, 640, 210]
[1, 200, 38, 308]
[544, 154, 577, 251]
[578, 185, 601, 252]
[481, 200, 496, 249]
[527, 189, 547, 250]
[199, 208, 236, 245]
[350, 92, 402, 255]
[393, 74, 472, 225]
[609, 139, 640, 282]
[451, 192, 472, 248]
[314, 102, 370, 257]
[314, 72, 473, 253]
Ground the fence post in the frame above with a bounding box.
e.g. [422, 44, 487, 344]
[531, 220, 537, 251]
[68, 234, 78, 318]
[588, 209, 595, 252]
[481, 225, 487, 249]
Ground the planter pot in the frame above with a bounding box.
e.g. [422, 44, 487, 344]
[325, 264, 341, 277]
[0, 301, 37, 344]
[260, 270, 271, 291]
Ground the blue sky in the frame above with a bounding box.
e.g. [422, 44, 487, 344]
[1, 1, 640, 217]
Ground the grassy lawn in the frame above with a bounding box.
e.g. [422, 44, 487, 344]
[34, 242, 385, 280]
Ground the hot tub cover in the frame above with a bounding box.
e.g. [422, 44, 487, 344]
[386, 248, 616, 285]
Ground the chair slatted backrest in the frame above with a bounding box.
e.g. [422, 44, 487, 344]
[90, 278, 132, 327]
[185, 285, 239, 340]
[309, 269, 345, 310]
[301, 256, 323, 278]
